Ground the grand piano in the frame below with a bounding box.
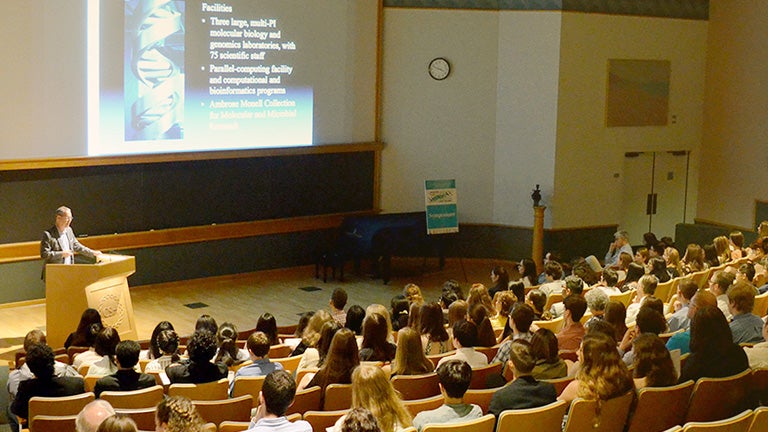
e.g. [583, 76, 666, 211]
[334, 212, 446, 284]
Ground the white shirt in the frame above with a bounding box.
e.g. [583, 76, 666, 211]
[436, 347, 488, 369]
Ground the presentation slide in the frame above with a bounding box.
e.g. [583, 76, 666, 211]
[91, 0, 317, 156]
[0, 1, 377, 161]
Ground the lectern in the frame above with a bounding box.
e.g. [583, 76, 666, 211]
[45, 254, 138, 349]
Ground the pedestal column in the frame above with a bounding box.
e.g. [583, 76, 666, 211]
[533, 206, 546, 274]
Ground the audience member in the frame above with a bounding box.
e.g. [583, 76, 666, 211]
[231, 332, 284, 395]
[76, 400, 115, 432]
[648, 257, 671, 283]
[626, 275, 658, 324]
[664, 247, 682, 278]
[256, 313, 280, 346]
[155, 396, 206, 432]
[492, 303, 534, 365]
[668, 280, 698, 332]
[488, 266, 510, 298]
[679, 306, 749, 383]
[594, 268, 622, 296]
[359, 313, 397, 362]
[141, 320, 174, 360]
[619, 307, 667, 365]
[555, 295, 587, 352]
[12, 344, 85, 420]
[447, 300, 468, 330]
[666, 290, 717, 355]
[145, 329, 180, 373]
[622, 262, 646, 293]
[467, 284, 495, 318]
[727, 281, 765, 344]
[331, 365, 412, 432]
[558, 333, 634, 410]
[530, 328, 567, 380]
[632, 333, 676, 390]
[404, 283, 425, 306]
[87, 327, 121, 376]
[389, 327, 434, 376]
[215, 322, 248, 366]
[437, 321, 488, 368]
[72, 323, 105, 370]
[247, 370, 312, 432]
[420, 302, 451, 355]
[166, 330, 227, 384]
[584, 288, 608, 328]
[330, 288, 348, 326]
[604, 301, 628, 342]
[703, 244, 720, 269]
[298, 320, 341, 371]
[194, 314, 219, 335]
[96, 414, 138, 432]
[341, 408, 381, 432]
[681, 244, 706, 274]
[391, 297, 410, 331]
[605, 230, 633, 269]
[519, 259, 538, 287]
[345, 305, 366, 336]
[539, 262, 565, 297]
[550, 275, 584, 318]
[298, 328, 359, 393]
[713, 236, 732, 265]
[490, 291, 515, 333]
[290, 309, 332, 356]
[65, 308, 103, 349]
[467, 303, 496, 347]
[744, 319, 768, 368]
[525, 289, 550, 320]
[709, 270, 736, 320]
[413, 360, 482, 431]
[489, 341, 557, 416]
[94, 340, 156, 397]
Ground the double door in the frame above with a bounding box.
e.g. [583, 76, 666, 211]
[620, 151, 690, 246]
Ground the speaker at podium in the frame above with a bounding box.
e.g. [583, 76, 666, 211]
[45, 254, 138, 349]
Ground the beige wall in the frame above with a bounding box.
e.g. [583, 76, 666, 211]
[699, 0, 768, 229]
[553, 13, 707, 228]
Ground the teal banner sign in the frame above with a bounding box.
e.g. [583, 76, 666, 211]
[425, 179, 459, 234]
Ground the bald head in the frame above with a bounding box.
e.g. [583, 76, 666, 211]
[76, 400, 115, 432]
[688, 290, 717, 320]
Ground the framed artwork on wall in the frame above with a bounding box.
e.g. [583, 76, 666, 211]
[606, 59, 671, 127]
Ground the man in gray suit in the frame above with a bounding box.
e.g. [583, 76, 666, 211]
[40, 206, 101, 278]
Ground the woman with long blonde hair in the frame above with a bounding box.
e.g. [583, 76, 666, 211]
[290, 309, 333, 357]
[332, 364, 412, 432]
[390, 327, 434, 376]
[559, 332, 633, 406]
[681, 243, 706, 274]
[663, 247, 682, 278]
[467, 284, 495, 317]
[713, 236, 731, 265]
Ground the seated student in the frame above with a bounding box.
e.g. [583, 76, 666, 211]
[166, 330, 228, 384]
[492, 304, 535, 365]
[744, 319, 768, 368]
[727, 281, 765, 344]
[710, 270, 736, 320]
[594, 268, 622, 296]
[72, 323, 105, 370]
[412, 360, 482, 431]
[555, 295, 588, 352]
[626, 275, 658, 325]
[679, 306, 749, 383]
[530, 329, 568, 380]
[525, 289, 550, 321]
[584, 288, 609, 329]
[550, 276, 585, 318]
[230, 332, 284, 395]
[437, 321, 488, 369]
[12, 344, 85, 420]
[330, 288, 348, 326]
[94, 340, 156, 397]
[667, 290, 717, 355]
[667, 280, 698, 333]
[618, 307, 667, 366]
[246, 370, 312, 432]
[489, 340, 557, 416]
[86, 327, 121, 376]
[341, 408, 381, 432]
[631, 334, 677, 391]
[538, 262, 565, 297]
[144, 329, 179, 373]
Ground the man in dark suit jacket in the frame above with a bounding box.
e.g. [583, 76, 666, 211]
[489, 340, 557, 417]
[94, 340, 156, 397]
[11, 344, 85, 420]
[40, 206, 101, 278]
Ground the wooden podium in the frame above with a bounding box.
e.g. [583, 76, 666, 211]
[45, 254, 138, 349]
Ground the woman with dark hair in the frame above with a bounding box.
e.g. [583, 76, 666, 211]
[215, 322, 248, 367]
[345, 305, 366, 335]
[648, 257, 671, 283]
[145, 329, 180, 372]
[703, 244, 720, 269]
[632, 333, 676, 390]
[519, 259, 538, 287]
[166, 331, 228, 384]
[390, 297, 410, 331]
[488, 266, 510, 298]
[87, 327, 121, 376]
[643, 232, 659, 250]
[530, 328, 567, 380]
[419, 302, 451, 355]
[468, 303, 496, 347]
[679, 306, 749, 383]
[65, 308, 103, 349]
[299, 328, 360, 392]
[142, 321, 174, 361]
[509, 282, 526, 306]
[604, 301, 628, 342]
[255, 313, 279, 346]
[194, 314, 218, 335]
[622, 262, 645, 292]
[525, 289, 549, 321]
[359, 313, 397, 362]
